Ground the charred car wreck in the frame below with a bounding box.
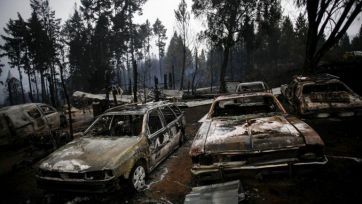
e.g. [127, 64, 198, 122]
[0, 103, 67, 147]
[236, 81, 270, 93]
[281, 74, 362, 118]
[36, 102, 185, 193]
[190, 93, 327, 180]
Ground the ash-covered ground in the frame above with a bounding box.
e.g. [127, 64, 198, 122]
[1, 105, 362, 204]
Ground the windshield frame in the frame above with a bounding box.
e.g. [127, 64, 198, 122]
[84, 112, 146, 137]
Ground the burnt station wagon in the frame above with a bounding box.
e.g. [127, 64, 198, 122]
[190, 92, 327, 180]
[281, 74, 362, 118]
[37, 102, 185, 192]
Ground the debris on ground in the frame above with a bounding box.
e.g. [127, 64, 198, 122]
[184, 180, 245, 204]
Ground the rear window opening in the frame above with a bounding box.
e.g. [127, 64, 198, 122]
[212, 96, 281, 117]
[237, 83, 265, 93]
[302, 83, 349, 95]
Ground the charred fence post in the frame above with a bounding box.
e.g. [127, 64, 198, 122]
[154, 76, 159, 102]
[164, 74, 168, 89]
[187, 80, 190, 94]
[112, 88, 118, 106]
[169, 73, 172, 89]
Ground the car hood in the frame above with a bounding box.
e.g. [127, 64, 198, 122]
[204, 115, 305, 153]
[39, 136, 139, 172]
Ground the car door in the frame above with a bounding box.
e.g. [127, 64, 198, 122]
[159, 105, 180, 150]
[147, 109, 170, 167]
[38, 104, 60, 130]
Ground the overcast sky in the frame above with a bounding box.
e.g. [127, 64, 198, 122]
[0, 0, 361, 102]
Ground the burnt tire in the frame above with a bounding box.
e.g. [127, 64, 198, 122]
[129, 161, 147, 192]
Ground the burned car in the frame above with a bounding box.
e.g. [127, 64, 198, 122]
[0, 103, 67, 146]
[236, 81, 270, 93]
[190, 93, 327, 180]
[281, 74, 362, 117]
[36, 102, 185, 192]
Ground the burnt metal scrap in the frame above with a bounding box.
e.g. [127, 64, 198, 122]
[184, 180, 245, 204]
[189, 92, 327, 180]
[281, 74, 362, 118]
[36, 101, 186, 193]
[0, 103, 68, 147]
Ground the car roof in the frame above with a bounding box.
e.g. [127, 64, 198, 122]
[104, 101, 173, 114]
[0, 103, 47, 113]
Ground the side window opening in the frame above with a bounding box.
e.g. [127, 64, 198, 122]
[148, 110, 163, 134]
[160, 106, 177, 124]
[28, 108, 42, 119]
[40, 105, 56, 115]
[110, 115, 143, 136]
[169, 105, 182, 117]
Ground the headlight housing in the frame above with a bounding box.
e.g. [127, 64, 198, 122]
[85, 170, 114, 180]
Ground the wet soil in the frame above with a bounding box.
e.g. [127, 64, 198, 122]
[1, 105, 362, 203]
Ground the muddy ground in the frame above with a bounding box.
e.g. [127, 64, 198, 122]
[1, 105, 362, 204]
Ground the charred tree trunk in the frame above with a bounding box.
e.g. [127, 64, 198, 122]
[40, 70, 47, 103]
[191, 48, 198, 95]
[57, 61, 73, 139]
[220, 45, 230, 93]
[34, 71, 40, 102]
[17, 66, 26, 103]
[164, 74, 167, 89]
[48, 65, 56, 107]
[172, 64, 175, 89]
[27, 71, 34, 102]
[180, 38, 186, 90]
[132, 60, 138, 103]
[168, 73, 172, 90]
[159, 52, 162, 80]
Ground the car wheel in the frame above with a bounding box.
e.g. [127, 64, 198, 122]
[130, 162, 146, 192]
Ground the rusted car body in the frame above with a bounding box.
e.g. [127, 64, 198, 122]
[236, 81, 270, 93]
[36, 102, 185, 193]
[0, 103, 66, 146]
[281, 74, 362, 117]
[189, 93, 327, 180]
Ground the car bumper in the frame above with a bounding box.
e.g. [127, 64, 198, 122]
[191, 156, 328, 179]
[36, 176, 120, 193]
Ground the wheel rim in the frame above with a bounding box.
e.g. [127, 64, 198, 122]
[132, 165, 146, 191]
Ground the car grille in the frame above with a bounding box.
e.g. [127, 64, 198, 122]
[40, 170, 85, 180]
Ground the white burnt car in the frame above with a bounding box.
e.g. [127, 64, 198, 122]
[36, 102, 185, 193]
[0, 103, 67, 146]
[281, 74, 362, 117]
[236, 81, 270, 93]
[190, 93, 327, 180]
